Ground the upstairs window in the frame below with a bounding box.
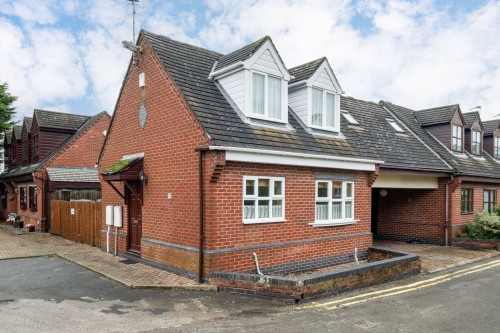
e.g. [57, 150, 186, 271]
[471, 130, 481, 155]
[243, 176, 285, 224]
[341, 111, 359, 125]
[252, 72, 282, 120]
[311, 88, 336, 129]
[19, 186, 27, 210]
[315, 180, 354, 224]
[461, 189, 473, 213]
[494, 137, 500, 158]
[452, 124, 463, 152]
[387, 119, 404, 133]
[32, 135, 39, 159]
[29, 186, 37, 211]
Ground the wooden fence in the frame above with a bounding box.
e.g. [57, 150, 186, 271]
[50, 200, 101, 247]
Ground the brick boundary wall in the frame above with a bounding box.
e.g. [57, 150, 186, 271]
[210, 247, 420, 303]
[451, 238, 499, 251]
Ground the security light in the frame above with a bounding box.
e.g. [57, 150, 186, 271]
[122, 40, 142, 53]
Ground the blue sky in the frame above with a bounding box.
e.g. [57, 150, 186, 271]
[1, 0, 499, 122]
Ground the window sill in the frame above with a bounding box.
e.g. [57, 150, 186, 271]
[243, 218, 287, 225]
[309, 219, 358, 227]
[461, 212, 474, 215]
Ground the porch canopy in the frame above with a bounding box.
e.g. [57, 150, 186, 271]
[101, 156, 144, 201]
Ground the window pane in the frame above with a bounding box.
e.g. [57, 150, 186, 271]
[272, 199, 283, 218]
[317, 182, 328, 198]
[325, 93, 335, 127]
[316, 202, 328, 221]
[332, 181, 342, 199]
[346, 182, 353, 198]
[274, 180, 282, 196]
[245, 179, 255, 196]
[258, 179, 270, 197]
[332, 202, 342, 219]
[258, 200, 270, 218]
[312, 88, 323, 126]
[244, 200, 255, 219]
[345, 200, 353, 219]
[252, 73, 265, 115]
[268, 76, 281, 119]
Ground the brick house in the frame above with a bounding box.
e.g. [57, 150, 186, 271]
[0, 110, 110, 231]
[381, 102, 500, 243]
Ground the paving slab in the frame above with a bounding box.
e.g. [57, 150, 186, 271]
[374, 240, 500, 273]
[0, 223, 215, 291]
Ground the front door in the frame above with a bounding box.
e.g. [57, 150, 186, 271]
[127, 181, 143, 253]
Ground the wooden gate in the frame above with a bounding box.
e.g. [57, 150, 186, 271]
[50, 200, 101, 246]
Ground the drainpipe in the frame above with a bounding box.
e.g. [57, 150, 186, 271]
[197, 147, 209, 283]
[32, 172, 47, 232]
[445, 175, 454, 246]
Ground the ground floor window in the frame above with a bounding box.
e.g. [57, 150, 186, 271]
[483, 189, 496, 213]
[29, 186, 37, 211]
[19, 186, 27, 210]
[243, 176, 285, 224]
[1, 187, 7, 208]
[461, 189, 473, 213]
[315, 180, 354, 224]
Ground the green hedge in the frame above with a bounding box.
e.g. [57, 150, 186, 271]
[458, 211, 500, 240]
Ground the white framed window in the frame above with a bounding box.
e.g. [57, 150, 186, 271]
[341, 111, 359, 125]
[251, 72, 283, 121]
[243, 176, 285, 224]
[314, 180, 354, 225]
[471, 130, 481, 155]
[494, 136, 500, 158]
[311, 87, 336, 129]
[387, 119, 404, 133]
[452, 124, 463, 152]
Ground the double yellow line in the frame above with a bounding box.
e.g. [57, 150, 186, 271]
[301, 259, 500, 311]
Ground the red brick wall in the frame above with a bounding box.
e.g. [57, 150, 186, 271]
[204, 160, 373, 273]
[375, 177, 448, 244]
[98, 35, 210, 270]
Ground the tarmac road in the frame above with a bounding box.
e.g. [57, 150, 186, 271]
[1, 256, 499, 333]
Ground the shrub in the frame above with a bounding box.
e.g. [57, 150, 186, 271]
[458, 212, 500, 240]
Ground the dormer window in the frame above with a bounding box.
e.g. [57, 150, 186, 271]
[452, 124, 463, 152]
[471, 130, 481, 155]
[311, 88, 336, 128]
[387, 119, 404, 133]
[252, 72, 282, 120]
[495, 137, 500, 158]
[341, 111, 359, 125]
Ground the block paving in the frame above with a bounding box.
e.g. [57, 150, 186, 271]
[0, 224, 215, 290]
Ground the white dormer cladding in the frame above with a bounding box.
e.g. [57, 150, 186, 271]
[289, 59, 344, 133]
[210, 39, 290, 124]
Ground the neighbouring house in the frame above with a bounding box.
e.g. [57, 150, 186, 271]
[0, 109, 110, 232]
[99, 29, 474, 284]
[381, 102, 500, 243]
[483, 119, 500, 159]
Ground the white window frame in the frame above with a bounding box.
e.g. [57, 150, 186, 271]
[387, 119, 404, 133]
[250, 71, 284, 122]
[342, 111, 359, 125]
[310, 87, 338, 130]
[312, 180, 356, 226]
[471, 130, 481, 155]
[243, 176, 285, 224]
[452, 124, 463, 152]
[494, 136, 500, 158]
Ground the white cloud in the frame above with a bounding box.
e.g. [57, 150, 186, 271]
[0, 0, 58, 25]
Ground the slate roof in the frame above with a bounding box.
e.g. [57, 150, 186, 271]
[4, 130, 12, 144]
[382, 101, 500, 179]
[213, 37, 266, 71]
[47, 167, 99, 183]
[340, 97, 450, 172]
[143, 30, 363, 160]
[12, 125, 22, 139]
[0, 112, 108, 180]
[23, 117, 33, 132]
[289, 57, 325, 84]
[414, 104, 460, 126]
[462, 112, 479, 128]
[34, 109, 90, 130]
[483, 119, 500, 136]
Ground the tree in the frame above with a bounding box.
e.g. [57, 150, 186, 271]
[0, 82, 17, 133]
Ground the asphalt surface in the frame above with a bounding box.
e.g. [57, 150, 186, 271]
[1, 256, 499, 333]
